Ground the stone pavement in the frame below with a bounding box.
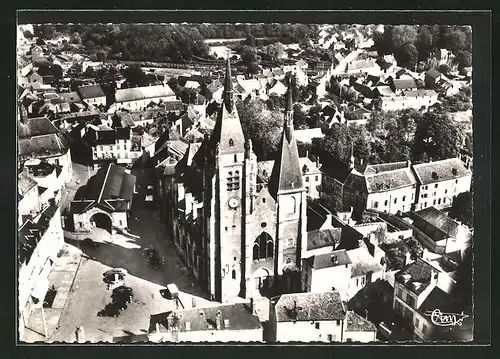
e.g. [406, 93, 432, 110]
[21, 244, 83, 343]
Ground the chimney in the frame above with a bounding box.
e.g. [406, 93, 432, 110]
[215, 310, 222, 330]
[406, 160, 411, 168]
[331, 255, 338, 265]
[155, 323, 160, 333]
[306, 150, 309, 158]
[452, 168, 458, 175]
[430, 269, 438, 286]
[224, 319, 230, 328]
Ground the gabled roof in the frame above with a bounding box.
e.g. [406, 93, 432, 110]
[426, 68, 442, 80]
[274, 291, 346, 323]
[307, 249, 351, 270]
[402, 89, 438, 98]
[77, 84, 106, 99]
[18, 117, 59, 138]
[115, 84, 175, 103]
[412, 158, 471, 185]
[395, 258, 438, 296]
[19, 133, 69, 159]
[306, 228, 343, 251]
[18, 171, 37, 197]
[363, 164, 417, 193]
[414, 206, 472, 241]
[391, 78, 417, 89]
[345, 311, 377, 332]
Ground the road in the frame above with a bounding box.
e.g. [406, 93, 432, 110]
[49, 164, 213, 342]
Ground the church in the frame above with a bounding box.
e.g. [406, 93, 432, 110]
[164, 59, 309, 303]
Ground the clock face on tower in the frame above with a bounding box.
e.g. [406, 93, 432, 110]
[228, 197, 240, 209]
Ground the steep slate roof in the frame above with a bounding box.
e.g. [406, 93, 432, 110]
[77, 84, 106, 99]
[412, 158, 471, 185]
[345, 311, 377, 332]
[19, 134, 69, 158]
[364, 165, 417, 193]
[306, 228, 343, 251]
[426, 68, 442, 80]
[207, 58, 246, 156]
[274, 291, 346, 322]
[267, 86, 304, 199]
[70, 163, 136, 214]
[307, 249, 351, 270]
[347, 247, 384, 277]
[115, 84, 175, 103]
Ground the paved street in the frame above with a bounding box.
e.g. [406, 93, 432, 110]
[47, 164, 214, 342]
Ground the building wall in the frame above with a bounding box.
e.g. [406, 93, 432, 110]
[93, 139, 137, 164]
[347, 269, 384, 300]
[380, 95, 438, 111]
[18, 186, 40, 224]
[414, 175, 472, 211]
[18, 207, 64, 331]
[344, 330, 377, 343]
[303, 173, 321, 199]
[46, 150, 72, 184]
[84, 96, 107, 108]
[73, 207, 128, 233]
[274, 319, 344, 342]
[366, 185, 416, 214]
[178, 328, 262, 342]
[304, 265, 352, 300]
[116, 95, 177, 111]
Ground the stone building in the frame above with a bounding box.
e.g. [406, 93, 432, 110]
[162, 59, 307, 303]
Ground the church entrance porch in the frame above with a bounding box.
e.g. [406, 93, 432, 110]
[90, 212, 112, 233]
[252, 268, 273, 299]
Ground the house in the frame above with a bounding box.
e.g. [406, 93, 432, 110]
[18, 117, 73, 184]
[77, 84, 107, 108]
[113, 84, 176, 111]
[268, 291, 346, 342]
[23, 159, 65, 210]
[344, 161, 417, 215]
[86, 124, 141, 165]
[343, 310, 378, 342]
[70, 163, 136, 233]
[408, 206, 472, 255]
[393, 256, 463, 339]
[148, 303, 262, 342]
[373, 86, 395, 98]
[424, 68, 443, 88]
[205, 79, 224, 102]
[346, 247, 385, 300]
[345, 59, 381, 76]
[267, 79, 287, 96]
[411, 158, 472, 211]
[302, 249, 352, 296]
[319, 153, 355, 199]
[18, 205, 64, 339]
[18, 170, 40, 225]
[389, 78, 418, 95]
[318, 105, 347, 128]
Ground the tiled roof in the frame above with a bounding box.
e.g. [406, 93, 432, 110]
[18, 171, 37, 197]
[77, 84, 106, 99]
[414, 206, 471, 241]
[426, 68, 442, 80]
[364, 162, 409, 175]
[395, 258, 437, 295]
[294, 128, 324, 144]
[18, 117, 59, 138]
[162, 100, 185, 112]
[307, 228, 343, 251]
[347, 247, 384, 277]
[345, 311, 377, 332]
[115, 84, 175, 103]
[392, 78, 417, 89]
[19, 134, 69, 158]
[274, 291, 346, 322]
[365, 167, 417, 193]
[207, 79, 223, 94]
[308, 249, 351, 269]
[151, 303, 261, 333]
[319, 155, 353, 184]
[374, 86, 395, 97]
[412, 158, 471, 185]
[402, 89, 438, 98]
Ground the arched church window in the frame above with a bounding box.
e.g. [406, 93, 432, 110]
[253, 232, 274, 260]
[286, 196, 297, 214]
[229, 138, 234, 147]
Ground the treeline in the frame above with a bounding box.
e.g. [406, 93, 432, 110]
[373, 25, 472, 70]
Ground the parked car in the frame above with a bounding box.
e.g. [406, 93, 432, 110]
[97, 303, 121, 317]
[112, 286, 134, 304]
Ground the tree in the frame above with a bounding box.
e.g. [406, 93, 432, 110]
[178, 87, 197, 104]
[236, 99, 282, 160]
[85, 39, 96, 51]
[36, 38, 46, 46]
[449, 191, 473, 228]
[240, 46, 259, 68]
[454, 50, 472, 70]
[123, 65, 148, 87]
[23, 30, 34, 39]
[397, 43, 419, 69]
[245, 33, 256, 47]
[84, 66, 95, 78]
[412, 110, 464, 163]
[311, 192, 343, 215]
[51, 64, 63, 80]
[390, 25, 418, 50]
[316, 124, 351, 162]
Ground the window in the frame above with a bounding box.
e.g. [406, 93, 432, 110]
[315, 175, 319, 181]
[356, 278, 359, 286]
[407, 295, 416, 309]
[262, 198, 266, 203]
[117, 153, 121, 158]
[438, 198, 441, 205]
[79, 222, 83, 227]
[394, 198, 397, 204]
[422, 324, 427, 335]
[117, 145, 120, 150]
[227, 171, 240, 191]
[119, 220, 122, 226]
[424, 202, 427, 207]
[455, 179, 458, 184]
[402, 195, 406, 202]
[384, 200, 388, 206]
[396, 287, 403, 298]
[443, 198, 447, 204]
[445, 189, 448, 194]
[435, 183, 438, 188]
[415, 317, 420, 328]
[232, 270, 236, 279]
[373, 201, 379, 209]
[432, 192, 436, 197]
[100, 146, 104, 151]
[229, 138, 234, 147]
[433, 199, 436, 205]
[361, 277, 366, 286]
[315, 323, 320, 329]
[234, 154, 238, 163]
[425, 185, 428, 190]
[253, 232, 274, 260]
[327, 334, 333, 341]
[411, 193, 414, 200]
[305, 177, 309, 183]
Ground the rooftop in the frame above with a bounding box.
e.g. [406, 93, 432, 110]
[18, 117, 59, 138]
[391, 78, 417, 89]
[77, 84, 106, 99]
[307, 249, 351, 270]
[396, 258, 438, 296]
[274, 291, 346, 323]
[294, 128, 325, 144]
[347, 247, 384, 277]
[115, 84, 175, 103]
[18, 171, 37, 198]
[412, 158, 471, 185]
[19, 133, 69, 159]
[365, 167, 417, 193]
[414, 206, 472, 241]
[345, 311, 377, 332]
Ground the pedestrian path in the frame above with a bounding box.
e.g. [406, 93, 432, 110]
[21, 244, 82, 343]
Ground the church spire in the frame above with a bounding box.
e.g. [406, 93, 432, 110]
[267, 80, 304, 199]
[223, 57, 234, 112]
